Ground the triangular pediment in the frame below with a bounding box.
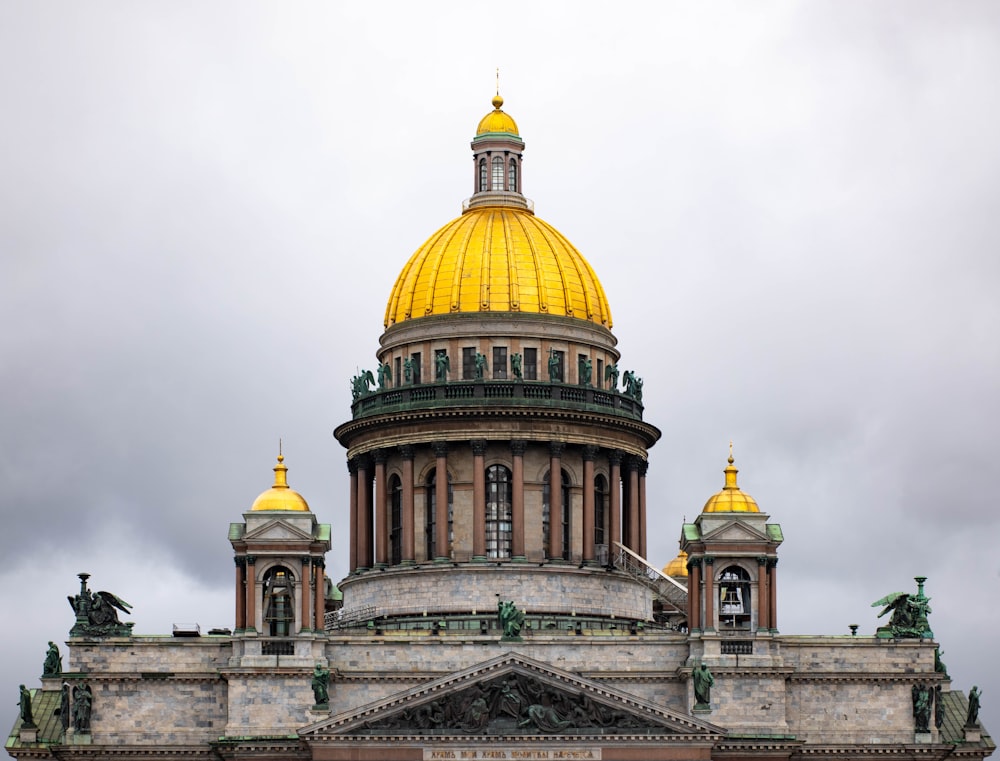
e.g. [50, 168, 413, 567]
[243, 518, 314, 542]
[301, 653, 724, 740]
[700, 519, 768, 543]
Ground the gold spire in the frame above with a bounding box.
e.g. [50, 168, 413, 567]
[702, 445, 760, 513]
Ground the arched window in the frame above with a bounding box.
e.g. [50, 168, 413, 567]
[425, 468, 453, 560]
[719, 565, 752, 630]
[486, 465, 513, 559]
[491, 156, 504, 191]
[542, 469, 571, 560]
[389, 475, 402, 566]
[594, 474, 608, 552]
[508, 159, 517, 192]
[262, 566, 295, 637]
[479, 158, 487, 192]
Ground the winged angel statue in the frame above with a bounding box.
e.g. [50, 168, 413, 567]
[871, 585, 932, 639]
[68, 573, 134, 636]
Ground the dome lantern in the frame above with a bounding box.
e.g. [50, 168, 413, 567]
[468, 92, 528, 212]
[250, 453, 311, 512]
[701, 445, 760, 513]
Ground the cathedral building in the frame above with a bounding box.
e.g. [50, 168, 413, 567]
[6, 96, 993, 761]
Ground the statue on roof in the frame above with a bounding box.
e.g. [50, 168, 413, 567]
[18, 685, 35, 729]
[622, 371, 643, 402]
[351, 370, 375, 401]
[872, 577, 933, 639]
[435, 352, 450, 381]
[72, 683, 92, 732]
[474, 352, 488, 379]
[912, 684, 932, 733]
[377, 362, 392, 390]
[604, 363, 619, 391]
[403, 357, 414, 383]
[579, 356, 592, 386]
[547, 349, 561, 382]
[966, 686, 982, 728]
[43, 641, 62, 677]
[68, 573, 134, 637]
[510, 352, 523, 380]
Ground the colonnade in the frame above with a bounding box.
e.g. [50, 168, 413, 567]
[347, 440, 649, 573]
[685, 556, 779, 633]
[233, 556, 327, 634]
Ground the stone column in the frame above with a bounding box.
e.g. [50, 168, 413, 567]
[433, 442, 449, 561]
[374, 450, 388, 567]
[511, 440, 526, 560]
[314, 560, 325, 633]
[234, 557, 246, 632]
[548, 442, 564, 560]
[582, 445, 597, 563]
[704, 557, 715, 632]
[355, 456, 371, 570]
[687, 558, 701, 632]
[627, 456, 640, 552]
[245, 556, 257, 633]
[768, 558, 779, 632]
[757, 556, 769, 631]
[300, 558, 312, 633]
[348, 459, 358, 573]
[472, 440, 487, 560]
[609, 451, 622, 554]
[400, 446, 415, 564]
[638, 459, 648, 559]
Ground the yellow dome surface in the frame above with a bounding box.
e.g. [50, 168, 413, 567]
[384, 207, 613, 327]
[476, 95, 519, 136]
[251, 454, 310, 512]
[663, 550, 689, 578]
[702, 454, 760, 513]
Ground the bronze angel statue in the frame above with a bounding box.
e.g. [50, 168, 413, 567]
[872, 588, 931, 639]
[68, 573, 134, 636]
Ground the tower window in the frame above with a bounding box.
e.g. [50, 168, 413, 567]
[479, 158, 487, 192]
[493, 347, 507, 379]
[262, 567, 295, 637]
[462, 347, 476, 380]
[425, 468, 453, 560]
[542, 469, 571, 560]
[594, 474, 608, 549]
[485, 465, 513, 559]
[523, 348, 538, 380]
[389, 475, 402, 566]
[410, 352, 421, 385]
[492, 156, 504, 191]
[719, 565, 752, 630]
[508, 159, 517, 192]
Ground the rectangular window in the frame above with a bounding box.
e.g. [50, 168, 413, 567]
[493, 347, 507, 379]
[411, 352, 421, 385]
[597, 359, 604, 389]
[394, 357, 401, 388]
[523, 348, 538, 380]
[462, 347, 476, 380]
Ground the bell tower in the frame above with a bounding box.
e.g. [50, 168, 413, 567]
[229, 453, 332, 636]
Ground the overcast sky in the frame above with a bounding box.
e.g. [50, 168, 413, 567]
[2, 1, 998, 741]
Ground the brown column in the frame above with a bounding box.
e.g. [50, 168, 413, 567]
[314, 560, 325, 632]
[627, 457, 640, 552]
[433, 442, 449, 561]
[245, 556, 257, 632]
[234, 557, 246, 631]
[356, 457, 371, 569]
[688, 558, 701, 631]
[511, 440, 526, 559]
[300, 558, 311, 632]
[638, 459, 648, 559]
[768, 558, 779, 632]
[400, 446, 415, 564]
[548, 442, 564, 559]
[704, 557, 715, 631]
[609, 451, 622, 554]
[582, 446, 597, 563]
[374, 450, 388, 567]
[348, 459, 358, 573]
[757, 556, 769, 631]
[472, 440, 487, 560]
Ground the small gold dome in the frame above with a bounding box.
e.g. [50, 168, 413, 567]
[663, 550, 689, 578]
[702, 451, 760, 513]
[250, 454, 310, 512]
[385, 207, 612, 327]
[476, 95, 519, 136]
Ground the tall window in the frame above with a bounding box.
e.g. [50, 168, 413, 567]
[523, 347, 538, 380]
[262, 567, 294, 637]
[410, 352, 422, 384]
[425, 468, 453, 560]
[508, 159, 517, 192]
[389, 475, 403, 565]
[485, 465, 513, 559]
[542, 469, 571, 560]
[479, 159, 487, 191]
[594, 474, 608, 548]
[492, 156, 504, 190]
[719, 566, 752, 630]
[493, 346, 508, 379]
[462, 347, 476, 380]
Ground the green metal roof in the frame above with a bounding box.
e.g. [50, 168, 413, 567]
[766, 524, 783, 542]
[683, 523, 700, 541]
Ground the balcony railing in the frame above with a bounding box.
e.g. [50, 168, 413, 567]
[350, 379, 645, 421]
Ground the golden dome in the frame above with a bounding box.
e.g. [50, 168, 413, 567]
[250, 454, 310, 512]
[663, 550, 689, 578]
[476, 94, 519, 136]
[384, 207, 612, 327]
[702, 451, 760, 513]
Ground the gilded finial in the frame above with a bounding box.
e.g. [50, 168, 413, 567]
[278, 438, 284, 463]
[492, 69, 504, 110]
[728, 439, 734, 465]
